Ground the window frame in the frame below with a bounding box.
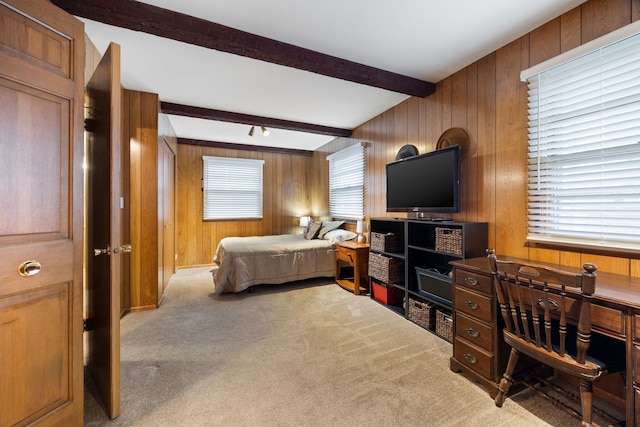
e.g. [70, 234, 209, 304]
[202, 155, 264, 221]
[327, 142, 366, 221]
[522, 22, 640, 253]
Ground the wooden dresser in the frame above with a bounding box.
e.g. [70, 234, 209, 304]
[449, 255, 640, 425]
[449, 258, 506, 397]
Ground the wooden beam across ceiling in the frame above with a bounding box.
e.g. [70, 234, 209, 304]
[161, 102, 352, 137]
[51, 0, 436, 97]
[177, 138, 314, 156]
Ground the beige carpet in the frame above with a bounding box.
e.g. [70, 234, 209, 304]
[84, 266, 598, 426]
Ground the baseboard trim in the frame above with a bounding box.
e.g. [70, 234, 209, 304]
[129, 304, 157, 313]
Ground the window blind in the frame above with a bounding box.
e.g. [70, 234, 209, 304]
[202, 156, 264, 220]
[525, 30, 640, 251]
[327, 142, 366, 220]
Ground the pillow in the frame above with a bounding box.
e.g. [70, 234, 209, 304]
[317, 220, 344, 239]
[303, 218, 315, 238]
[323, 229, 357, 244]
[304, 219, 322, 240]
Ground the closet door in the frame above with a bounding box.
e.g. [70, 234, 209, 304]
[158, 139, 176, 298]
[0, 1, 84, 425]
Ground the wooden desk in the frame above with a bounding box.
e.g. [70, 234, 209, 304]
[335, 241, 369, 295]
[449, 255, 640, 426]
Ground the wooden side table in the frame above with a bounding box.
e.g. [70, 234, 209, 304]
[335, 241, 369, 295]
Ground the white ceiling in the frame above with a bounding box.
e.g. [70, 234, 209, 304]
[80, 0, 586, 151]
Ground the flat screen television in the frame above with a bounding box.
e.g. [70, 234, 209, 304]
[386, 145, 460, 213]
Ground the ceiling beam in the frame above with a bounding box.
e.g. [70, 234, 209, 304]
[161, 102, 352, 137]
[51, 0, 435, 97]
[178, 138, 314, 157]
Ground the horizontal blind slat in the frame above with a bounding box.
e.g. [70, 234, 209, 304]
[328, 143, 365, 220]
[202, 156, 264, 220]
[527, 30, 640, 250]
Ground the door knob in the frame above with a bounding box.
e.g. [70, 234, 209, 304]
[18, 260, 41, 277]
[94, 246, 110, 256]
[114, 244, 132, 254]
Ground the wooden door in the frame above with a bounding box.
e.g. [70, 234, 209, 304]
[159, 140, 176, 297]
[85, 43, 122, 419]
[165, 143, 176, 287]
[0, 0, 84, 425]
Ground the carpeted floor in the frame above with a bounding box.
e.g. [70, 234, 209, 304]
[84, 266, 605, 426]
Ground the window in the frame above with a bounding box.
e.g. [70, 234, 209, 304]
[327, 142, 366, 220]
[202, 156, 264, 220]
[522, 23, 640, 251]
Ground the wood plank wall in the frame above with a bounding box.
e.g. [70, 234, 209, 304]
[176, 0, 640, 275]
[317, 0, 640, 276]
[124, 89, 161, 309]
[176, 145, 314, 266]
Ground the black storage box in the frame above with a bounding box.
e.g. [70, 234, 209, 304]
[415, 267, 452, 308]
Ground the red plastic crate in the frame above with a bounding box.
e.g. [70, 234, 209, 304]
[372, 280, 404, 305]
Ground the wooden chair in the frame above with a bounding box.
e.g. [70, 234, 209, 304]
[487, 249, 625, 427]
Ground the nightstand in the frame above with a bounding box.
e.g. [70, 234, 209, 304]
[335, 241, 369, 295]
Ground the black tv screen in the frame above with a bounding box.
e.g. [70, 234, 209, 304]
[386, 145, 460, 213]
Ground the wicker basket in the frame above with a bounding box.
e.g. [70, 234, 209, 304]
[435, 227, 462, 255]
[407, 298, 435, 330]
[435, 309, 453, 342]
[368, 252, 404, 284]
[370, 232, 403, 253]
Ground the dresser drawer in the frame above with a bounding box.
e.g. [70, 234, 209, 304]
[455, 312, 493, 351]
[636, 388, 640, 423]
[455, 269, 492, 296]
[336, 246, 353, 263]
[634, 344, 640, 383]
[592, 304, 624, 337]
[509, 287, 624, 337]
[455, 286, 493, 323]
[454, 337, 493, 380]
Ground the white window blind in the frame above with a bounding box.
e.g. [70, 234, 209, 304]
[202, 156, 264, 220]
[327, 142, 365, 220]
[525, 29, 640, 251]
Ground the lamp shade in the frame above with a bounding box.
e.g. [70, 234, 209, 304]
[299, 216, 310, 227]
[356, 220, 365, 233]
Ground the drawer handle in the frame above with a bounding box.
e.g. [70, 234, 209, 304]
[537, 298, 558, 311]
[465, 300, 479, 310]
[465, 327, 479, 338]
[464, 276, 478, 286]
[464, 353, 478, 364]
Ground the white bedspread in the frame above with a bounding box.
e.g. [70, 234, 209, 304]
[212, 234, 335, 293]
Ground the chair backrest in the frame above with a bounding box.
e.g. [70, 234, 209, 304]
[487, 249, 597, 365]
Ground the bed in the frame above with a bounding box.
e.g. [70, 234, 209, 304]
[212, 225, 356, 293]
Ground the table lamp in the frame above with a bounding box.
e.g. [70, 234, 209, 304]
[356, 220, 365, 242]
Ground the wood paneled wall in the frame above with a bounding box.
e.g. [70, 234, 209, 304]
[176, 145, 314, 266]
[176, 0, 640, 276]
[318, 0, 640, 276]
[123, 89, 161, 309]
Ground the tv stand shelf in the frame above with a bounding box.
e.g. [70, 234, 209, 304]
[368, 218, 487, 340]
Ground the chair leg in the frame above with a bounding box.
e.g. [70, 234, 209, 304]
[495, 347, 520, 407]
[579, 379, 593, 427]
